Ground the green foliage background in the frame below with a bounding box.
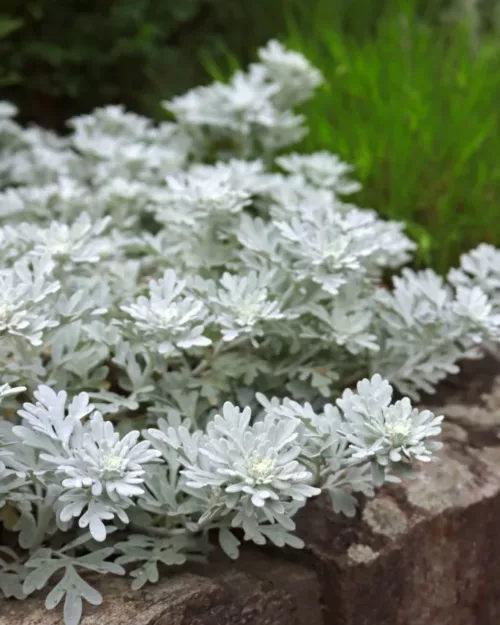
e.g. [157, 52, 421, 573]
[205, 0, 500, 272]
[283, 0, 500, 272]
[0, 0, 287, 128]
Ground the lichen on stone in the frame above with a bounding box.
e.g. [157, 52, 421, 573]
[470, 446, 500, 480]
[406, 454, 475, 514]
[441, 421, 469, 442]
[423, 374, 500, 431]
[444, 404, 500, 429]
[347, 544, 379, 564]
[362, 497, 408, 538]
[482, 375, 500, 411]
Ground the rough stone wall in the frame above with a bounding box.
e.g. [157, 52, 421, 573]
[3, 363, 500, 625]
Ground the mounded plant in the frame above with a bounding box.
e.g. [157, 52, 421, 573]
[0, 41, 499, 625]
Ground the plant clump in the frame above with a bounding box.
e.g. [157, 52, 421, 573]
[0, 40, 499, 625]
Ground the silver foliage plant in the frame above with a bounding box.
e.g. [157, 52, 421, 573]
[0, 40, 498, 624]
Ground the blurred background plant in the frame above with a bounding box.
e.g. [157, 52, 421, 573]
[205, 0, 500, 272]
[0, 0, 287, 127]
[1, 0, 499, 272]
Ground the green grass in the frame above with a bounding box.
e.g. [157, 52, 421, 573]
[204, 0, 500, 273]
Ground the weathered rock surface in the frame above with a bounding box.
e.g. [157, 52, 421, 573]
[0, 553, 323, 625]
[4, 360, 500, 625]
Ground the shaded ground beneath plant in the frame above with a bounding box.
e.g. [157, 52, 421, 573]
[422, 353, 500, 407]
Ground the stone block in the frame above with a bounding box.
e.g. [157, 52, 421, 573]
[4, 360, 500, 624]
